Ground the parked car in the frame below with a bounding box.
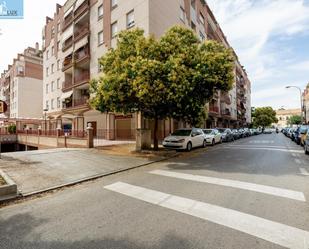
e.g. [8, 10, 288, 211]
[203, 129, 222, 145]
[163, 128, 206, 151]
[293, 127, 301, 144]
[217, 128, 234, 142]
[304, 130, 309, 155]
[232, 129, 241, 140]
[263, 128, 273, 134]
[299, 125, 309, 146]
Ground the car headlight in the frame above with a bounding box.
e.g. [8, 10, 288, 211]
[176, 139, 185, 143]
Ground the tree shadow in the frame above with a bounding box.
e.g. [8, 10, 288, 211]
[0, 213, 200, 249]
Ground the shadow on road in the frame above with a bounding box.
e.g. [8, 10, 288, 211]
[0, 213, 198, 249]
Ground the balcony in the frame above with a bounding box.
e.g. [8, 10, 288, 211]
[74, 24, 90, 43]
[74, 0, 89, 21]
[62, 81, 73, 90]
[209, 106, 219, 114]
[62, 37, 73, 52]
[221, 109, 231, 117]
[62, 54, 73, 71]
[74, 45, 90, 64]
[73, 97, 89, 107]
[74, 71, 90, 85]
[62, 13, 73, 32]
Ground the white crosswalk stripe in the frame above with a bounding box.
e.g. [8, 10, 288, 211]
[104, 182, 309, 249]
[150, 170, 306, 202]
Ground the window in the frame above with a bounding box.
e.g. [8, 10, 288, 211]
[57, 41, 60, 51]
[46, 67, 49, 77]
[199, 31, 205, 41]
[98, 31, 104, 46]
[17, 66, 24, 75]
[111, 0, 117, 9]
[51, 99, 54, 110]
[191, 21, 196, 31]
[51, 26, 55, 37]
[52, 46, 54, 56]
[111, 22, 118, 38]
[98, 4, 103, 19]
[199, 13, 205, 25]
[46, 84, 49, 94]
[57, 60, 60, 70]
[51, 64, 54, 74]
[46, 100, 49, 110]
[51, 81, 55, 92]
[46, 50, 49, 59]
[57, 97, 61, 108]
[180, 7, 185, 22]
[126, 10, 135, 29]
[57, 78, 60, 89]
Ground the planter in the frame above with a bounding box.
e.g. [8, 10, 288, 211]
[0, 170, 18, 201]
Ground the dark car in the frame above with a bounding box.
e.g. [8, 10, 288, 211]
[293, 127, 301, 144]
[304, 130, 309, 155]
[232, 129, 241, 140]
[218, 128, 234, 142]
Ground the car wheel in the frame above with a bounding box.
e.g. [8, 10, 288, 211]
[212, 139, 215, 146]
[203, 140, 207, 148]
[305, 144, 309, 155]
[220, 138, 223, 144]
[187, 142, 192, 152]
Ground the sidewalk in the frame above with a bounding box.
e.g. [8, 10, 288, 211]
[0, 148, 173, 196]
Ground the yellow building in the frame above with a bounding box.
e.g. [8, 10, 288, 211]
[276, 108, 301, 128]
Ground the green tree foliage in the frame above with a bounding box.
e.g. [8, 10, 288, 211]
[252, 107, 278, 128]
[90, 26, 234, 150]
[288, 115, 301, 125]
[7, 124, 16, 134]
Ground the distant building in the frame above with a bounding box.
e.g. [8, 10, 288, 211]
[275, 108, 301, 128]
[0, 43, 43, 120]
[303, 86, 309, 124]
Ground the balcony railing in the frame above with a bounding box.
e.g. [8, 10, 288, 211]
[74, 46, 90, 63]
[62, 55, 73, 71]
[73, 97, 89, 107]
[221, 109, 231, 117]
[62, 13, 73, 32]
[74, 0, 89, 20]
[209, 106, 219, 113]
[62, 81, 73, 90]
[62, 38, 73, 52]
[74, 25, 90, 42]
[74, 71, 90, 85]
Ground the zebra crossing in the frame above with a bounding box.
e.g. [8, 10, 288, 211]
[104, 169, 309, 249]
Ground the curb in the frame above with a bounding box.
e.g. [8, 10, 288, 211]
[0, 169, 18, 201]
[0, 152, 180, 204]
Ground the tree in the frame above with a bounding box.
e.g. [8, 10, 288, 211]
[288, 115, 301, 125]
[90, 26, 235, 150]
[252, 107, 278, 128]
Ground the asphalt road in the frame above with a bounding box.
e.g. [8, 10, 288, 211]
[1, 133, 309, 249]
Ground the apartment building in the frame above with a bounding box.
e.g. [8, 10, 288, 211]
[276, 108, 301, 128]
[42, 0, 251, 139]
[303, 86, 309, 124]
[0, 44, 43, 120]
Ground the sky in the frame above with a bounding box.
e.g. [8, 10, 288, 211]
[0, 0, 309, 110]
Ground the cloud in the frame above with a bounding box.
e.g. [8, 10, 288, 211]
[207, 0, 309, 109]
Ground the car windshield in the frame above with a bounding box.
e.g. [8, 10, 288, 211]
[203, 129, 213, 134]
[171, 129, 191, 136]
[300, 126, 309, 133]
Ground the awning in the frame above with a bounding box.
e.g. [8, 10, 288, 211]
[62, 25, 73, 41]
[64, 5, 73, 18]
[61, 90, 73, 100]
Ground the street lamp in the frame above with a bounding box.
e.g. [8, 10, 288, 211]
[43, 108, 48, 132]
[285, 86, 303, 124]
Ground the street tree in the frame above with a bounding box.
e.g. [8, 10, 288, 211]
[252, 107, 278, 128]
[288, 115, 301, 125]
[90, 26, 234, 150]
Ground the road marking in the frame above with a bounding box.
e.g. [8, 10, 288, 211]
[295, 158, 302, 164]
[104, 182, 309, 249]
[223, 146, 304, 153]
[300, 168, 309, 176]
[150, 170, 306, 202]
[249, 140, 274, 144]
[227, 145, 287, 149]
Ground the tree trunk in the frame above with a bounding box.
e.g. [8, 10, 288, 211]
[153, 117, 159, 151]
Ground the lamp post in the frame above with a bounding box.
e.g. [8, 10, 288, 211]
[43, 108, 48, 133]
[286, 86, 303, 124]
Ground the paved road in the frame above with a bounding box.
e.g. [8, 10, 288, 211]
[1, 134, 309, 249]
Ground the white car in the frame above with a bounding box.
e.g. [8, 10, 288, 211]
[163, 128, 206, 151]
[203, 129, 222, 146]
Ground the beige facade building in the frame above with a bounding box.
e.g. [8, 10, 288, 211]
[0, 44, 43, 121]
[303, 86, 309, 124]
[276, 108, 301, 128]
[42, 0, 251, 140]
